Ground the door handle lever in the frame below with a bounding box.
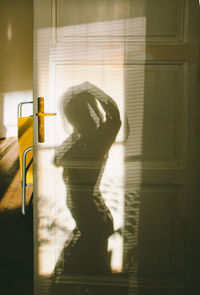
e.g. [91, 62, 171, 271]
[36, 97, 56, 143]
[36, 112, 56, 117]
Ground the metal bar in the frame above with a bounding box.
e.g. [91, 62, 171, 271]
[22, 146, 33, 215]
[17, 101, 33, 118]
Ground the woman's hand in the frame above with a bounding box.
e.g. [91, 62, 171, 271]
[87, 96, 105, 125]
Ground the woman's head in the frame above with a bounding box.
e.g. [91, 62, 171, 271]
[64, 92, 97, 134]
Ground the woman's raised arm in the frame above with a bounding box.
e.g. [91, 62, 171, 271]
[94, 96, 121, 129]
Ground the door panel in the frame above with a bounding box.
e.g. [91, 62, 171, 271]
[34, 0, 200, 294]
[55, 0, 184, 42]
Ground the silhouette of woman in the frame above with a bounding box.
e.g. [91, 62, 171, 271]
[54, 82, 121, 275]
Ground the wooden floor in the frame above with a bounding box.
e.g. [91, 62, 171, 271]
[0, 137, 33, 295]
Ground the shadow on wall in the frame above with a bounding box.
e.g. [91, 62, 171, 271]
[48, 82, 132, 295]
[53, 82, 121, 276]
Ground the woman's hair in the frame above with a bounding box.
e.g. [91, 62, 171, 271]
[64, 91, 96, 129]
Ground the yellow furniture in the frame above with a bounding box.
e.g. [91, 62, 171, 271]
[17, 102, 33, 215]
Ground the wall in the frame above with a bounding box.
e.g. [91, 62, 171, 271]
[0, 0, 33, 137]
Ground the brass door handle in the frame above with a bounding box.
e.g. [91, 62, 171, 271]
[36, 97, 56, 143]
[36, 112, 56, 117]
